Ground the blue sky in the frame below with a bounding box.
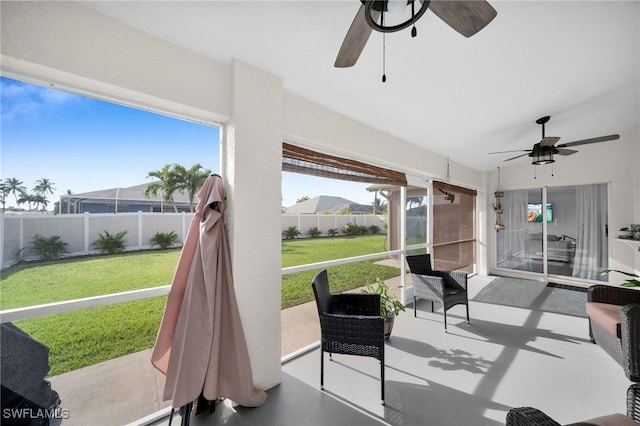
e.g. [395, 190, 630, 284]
[1, 76, 374, 209]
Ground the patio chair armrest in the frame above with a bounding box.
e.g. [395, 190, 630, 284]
[621, 304, 640, 381]
[320, 313, 385, 344]
[588, 285, 640, 306]
[411, 273, 445, 298]
[628, 384, 640, 421]
[505, 407, 561, 426]
[329, 294, 381, 316]
[447, 271, 468, 290]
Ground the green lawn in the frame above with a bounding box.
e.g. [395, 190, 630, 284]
[2, 235, 400, 376]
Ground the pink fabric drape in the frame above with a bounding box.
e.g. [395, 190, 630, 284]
[151, 175, 267, 408]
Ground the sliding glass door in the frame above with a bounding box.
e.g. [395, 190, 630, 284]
[496, 184, 608, 282]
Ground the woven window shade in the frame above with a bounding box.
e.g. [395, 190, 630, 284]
[283, 143, 407, 186]
[433, 181, 477, 196]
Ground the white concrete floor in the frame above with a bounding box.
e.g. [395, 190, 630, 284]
[151, 275, 632, 426]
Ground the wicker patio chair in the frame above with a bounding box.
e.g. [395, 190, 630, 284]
[311, 269, 386, 405]
[506, 384, 640, 425]
[587, 285, 640, 382]
[405, 254, 469, 331]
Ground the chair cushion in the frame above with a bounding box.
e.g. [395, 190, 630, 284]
[566, 413, 638, 425]
[586, 302, 622, 338]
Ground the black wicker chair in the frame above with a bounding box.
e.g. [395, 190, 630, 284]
[586, 285, 640, 382]
[405, 254, 469, 331]
[311, 269, 386, 405]
[506, 384, 640, 425]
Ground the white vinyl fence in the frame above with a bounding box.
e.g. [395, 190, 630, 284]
[1, 212, 387, 268]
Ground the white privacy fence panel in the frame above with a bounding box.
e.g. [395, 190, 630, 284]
[281, 214, 386, 237]
[1, 212, 192, 268]
[1, 213, 387, 268]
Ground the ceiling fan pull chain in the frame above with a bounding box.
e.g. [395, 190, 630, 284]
[411, 1, 417, 38]
[551, 163, 554, 177]
[382, 13, 387, 83]
[534, 165, 537, 180]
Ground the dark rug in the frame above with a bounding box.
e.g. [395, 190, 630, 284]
[472, 276, 587, 317]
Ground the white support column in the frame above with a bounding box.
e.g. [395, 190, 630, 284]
[224, 60, 283, 390]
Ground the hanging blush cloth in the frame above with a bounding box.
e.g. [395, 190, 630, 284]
[151, 174, 267, 409]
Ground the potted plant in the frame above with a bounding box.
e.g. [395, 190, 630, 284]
[599, 269, 640, 287]
[362, 278, 405, 340]
[438, 188, 455, 203]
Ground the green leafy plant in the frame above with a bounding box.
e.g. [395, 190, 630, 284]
[344, 223, 368, 236]
[308, 226, 322, 238]
[283, 226, 301, 240]
[599, 269, 640, 287]
[327, 228, 339, 237]
[93, 230, 127, 254]
[150, 231, 179, 249]
[368, 225, 380, 234]
[27, 234, 68, 261]
[438, 188, 455, 203]
[362, 277, 405, 318]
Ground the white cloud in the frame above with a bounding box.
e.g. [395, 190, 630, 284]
[1, 78, 78, 121]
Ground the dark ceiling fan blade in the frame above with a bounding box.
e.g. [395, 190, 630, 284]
[488, 149, 532, 155]
[428, 0, 497, 38]
[556, 134, 620, 148]
[540, 136, 560, 147]
[556, 148, 578, 156]
[505, 153, 530, 162]
[334, 5, 379, 68]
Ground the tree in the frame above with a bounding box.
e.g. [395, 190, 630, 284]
[173, 163, 212, 212]
[145, 164, 180, 212]
[33, 178, 56, 211]
[0, 182, 8, 212]
[296, 196, 310, 204]
[4, 178, 27, 207]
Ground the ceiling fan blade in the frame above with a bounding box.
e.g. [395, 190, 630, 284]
[556, 134, 620, 148]
[429, 0, 497, 38]
[540, 136, 560, 147]
[488, 149, 532, 155]
[505, 153, 530, 162]
[556, 148, 578, 156]
[334, 5, 379, 68]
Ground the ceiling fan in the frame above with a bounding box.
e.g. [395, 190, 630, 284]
[335, 0, 498, 68]
[489, 115, 620, 165]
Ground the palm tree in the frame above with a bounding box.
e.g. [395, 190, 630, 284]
[17, 193, 36, 211]
[172, 163, 212, 212]
[0, 182, 8, 212]
[296, 196, 310, 204]
[33, 178, 56, 211]
[145, 164, 179, 213]
[4, 178, 27, 207]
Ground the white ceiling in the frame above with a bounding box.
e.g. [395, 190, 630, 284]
[81, 1, 639, 171]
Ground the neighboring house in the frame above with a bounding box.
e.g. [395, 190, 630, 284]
[284, 195, 372, 214]
[58, 182, 193, 214]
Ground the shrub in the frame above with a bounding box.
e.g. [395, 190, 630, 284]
[283, 226, 301, 240]
[150, 231, 179, 249]
[327, 228, 339, 237]
[344, 223, 368, 236]
[93, 230, 127, 254]
[28, 234, 68, 261]
[308, 226, 322, 238]
[368, 225, 380, 235]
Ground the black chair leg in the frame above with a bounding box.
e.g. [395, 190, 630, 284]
[466, 302, 470, 324]
[320, 349, 324, 390]
[443, 309, 448, 331]
[431, 301, 435, 312]
[414, 296, 417, 317]
[380, 359, 385, 405]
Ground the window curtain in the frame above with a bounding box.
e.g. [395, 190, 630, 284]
[501, 190, 528, 261]
[282, 143, 406, 186]
[572, 183, 608, 280]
